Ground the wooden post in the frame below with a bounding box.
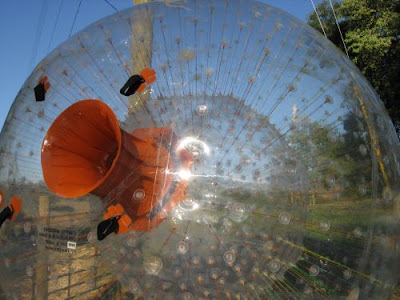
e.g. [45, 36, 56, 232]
[132, 0, 154, 72]
[35, 195, 49, 299]
[126, 0, 154, 117]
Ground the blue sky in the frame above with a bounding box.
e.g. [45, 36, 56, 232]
[0, 0, 323, 131]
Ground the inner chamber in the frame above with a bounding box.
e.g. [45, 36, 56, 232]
[41, 100, 121, 198]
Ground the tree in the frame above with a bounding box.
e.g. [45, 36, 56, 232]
[288, 113, 371, 203]
[307, 0, 400, 136]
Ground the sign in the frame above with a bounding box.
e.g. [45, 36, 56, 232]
[38, 227, 78, 253]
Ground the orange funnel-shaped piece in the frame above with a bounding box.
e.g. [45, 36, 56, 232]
[41, 100, 189, 231]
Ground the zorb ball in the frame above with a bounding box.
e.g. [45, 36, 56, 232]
[0, 0, 399, 299]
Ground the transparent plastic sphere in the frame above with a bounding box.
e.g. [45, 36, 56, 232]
[0, 0, 399, 299]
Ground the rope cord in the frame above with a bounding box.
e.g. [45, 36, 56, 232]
[104, 0, 118, 12]
[29, 0, 48, 71]
[47, 0, 64, 52]
[328, 0, 350, 58]
[310, 0, 327, 38]
[68, 0, 83, 38]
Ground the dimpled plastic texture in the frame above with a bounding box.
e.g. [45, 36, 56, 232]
[0, 0, 400, 299]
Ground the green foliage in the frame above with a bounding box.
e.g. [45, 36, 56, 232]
[307, 0, 343, 47]
[291, 123, 342, 178]
[289, 113, 371, 202]
[307, 0, 400, 135]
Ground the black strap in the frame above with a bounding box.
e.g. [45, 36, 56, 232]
[34, 83, 46, 102]
[97, 216, 120, 241]
[120, 75, 145, 96]
[0, 206, 12, 228]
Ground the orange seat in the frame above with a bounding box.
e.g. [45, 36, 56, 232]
[42, 100, 190, 233]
